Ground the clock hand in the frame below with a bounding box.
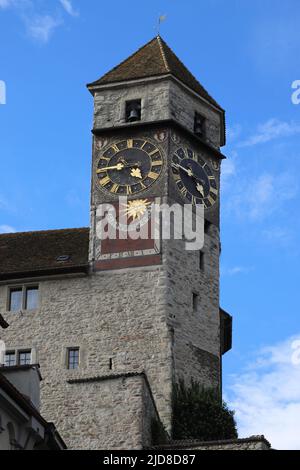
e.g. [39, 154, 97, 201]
[172, 163, 193, 177]
[97, 163, 125, 173]
[196, 182, 205, 198]
[172, 163, 206, 197]
[97, 161, 142, 174]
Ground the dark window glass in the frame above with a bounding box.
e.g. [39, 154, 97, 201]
[68, 348, 79, 370]
[18, 351, 31, 365]
[9, 288, 22, 312]
[5, 352, 16, 367]
[204, 220, 211, 234]
[25, 287, 39, 310]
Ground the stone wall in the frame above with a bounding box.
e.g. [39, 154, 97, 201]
[65, 372, 162, 450]
[93, 79, 170, 130]
[162, 220, 221, 391]
[92, 77, 223, 149]
[168, 80, 222, 149]
[0, 268, 173, 446]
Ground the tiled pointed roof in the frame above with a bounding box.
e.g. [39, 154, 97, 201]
[87, 36, 223, 110]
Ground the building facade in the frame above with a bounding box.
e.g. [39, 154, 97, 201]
[0, 37, 234, 449]
[0, 363, 66, 450]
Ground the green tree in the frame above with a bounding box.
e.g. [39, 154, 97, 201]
[172, 380, 238, 441]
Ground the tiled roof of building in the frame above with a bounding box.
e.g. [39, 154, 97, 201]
[87, 36, 223, 111]
[0, 227, 89, 278]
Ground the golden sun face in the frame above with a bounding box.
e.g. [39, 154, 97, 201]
[122, 199, 152, 221]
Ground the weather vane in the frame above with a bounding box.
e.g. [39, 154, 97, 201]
[157, 14, 167, 35]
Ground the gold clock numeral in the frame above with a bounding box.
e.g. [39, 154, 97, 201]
[151, 160, 162, 166]
[191, 196, 196, 205]
[111, 144, 119, 153]
[140, 182, 147, 190]
[210, 187, 218, 195]
[207, 195, 215, 205]
[208, 176, 215, 180]
[127, 139, 133, 148]
[148, 171, 159, 180]
[126, 185, 132, 195]
[100, 156, 110, 161]
[141, 141, 147, 149]
[180, 187, 187, 197]
[148, 149, 159, 157]
[99, 176, 111, 186]
[111, 184, 119, 193]
[173, 173, 180, 182]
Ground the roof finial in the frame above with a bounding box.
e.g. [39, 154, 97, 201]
[157, 14, 167, 36]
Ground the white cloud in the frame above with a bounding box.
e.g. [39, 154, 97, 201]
[221, 150, 237, 190]
[26, 14, 62, 43]
[0, 0, 78, 43]
[238, 119, 300, 147]
[0, 0, 10, 7]
[0, 225, 16, 233]
[0, 195, 10, 210]
[226, 124, 242, 143]
[0, 0, 30, 9]
[226, 171, 298, 221]
[221, 158, 236, 182]
[226, 335, 300, 449]
[262, 227, 293, 246]
[221, 265, 254, 277]
[59, 0, 78, 17]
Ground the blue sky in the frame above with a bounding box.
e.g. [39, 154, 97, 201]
[1, 0, 300, 449]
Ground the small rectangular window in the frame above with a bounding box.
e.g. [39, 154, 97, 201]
[18, 351, 31, 366]
[194, 112, 206, 137]
[5, 352, 16, 367]
[25, 287, 39, 310]
[204, 220, 211, 234]
[193, 293, 199, 311]
[67, 348, 79, 370]
[9, 288, 23, 312]
[125, 99, 141, 122]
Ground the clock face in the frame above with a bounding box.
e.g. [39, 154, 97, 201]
[96, 139, 163, 195]
[171, 147, 218, 208]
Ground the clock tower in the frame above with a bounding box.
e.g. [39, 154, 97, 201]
[87, 36, 231, 433]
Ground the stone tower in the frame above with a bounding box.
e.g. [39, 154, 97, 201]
[0, 36, 232, 449]
[87, 35, 231, 423]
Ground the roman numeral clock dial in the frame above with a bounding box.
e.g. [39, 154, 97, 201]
[172, 147, 218, 208]
[96, 139, 163, 195]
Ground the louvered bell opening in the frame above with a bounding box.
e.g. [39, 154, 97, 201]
[125, 100, 141, 123]
[194, 112, 206, 137]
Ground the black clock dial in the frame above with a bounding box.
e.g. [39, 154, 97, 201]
[172, 147, 218, 208]
[96, 139, 163, 195]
